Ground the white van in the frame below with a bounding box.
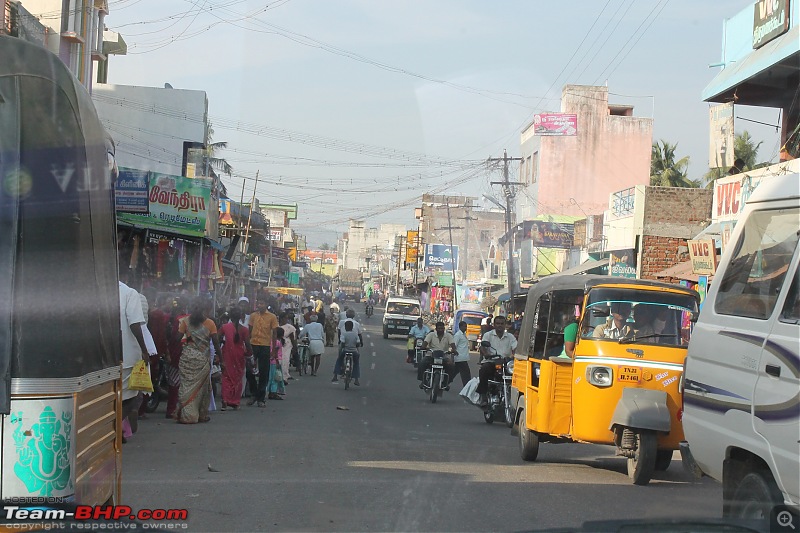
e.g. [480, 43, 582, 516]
[681, 172, 799, 520]
[382, 297, 422, 339]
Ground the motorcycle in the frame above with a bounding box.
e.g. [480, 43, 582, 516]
[421, 350, 451, 403]
[365, 303, 374, 317]
[480, 341, 514, 426]
[413, 338, 425, 368]
[144, 356, 169, 413]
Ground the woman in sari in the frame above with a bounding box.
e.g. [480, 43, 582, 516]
[177, 298, 222, 424]
[267, 327, 285, 400]
[165, 298, 188, 419]
[219, 307, 251, 410]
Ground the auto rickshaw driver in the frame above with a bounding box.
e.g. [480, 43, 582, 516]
[593, 302, 632, 339]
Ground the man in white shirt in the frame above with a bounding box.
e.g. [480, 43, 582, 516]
[477, 315, 517, 407]
[417, 321, 456, 389]
[452, 321, 472, 387]
[593, 302, 633, 339]
[119, 281, 149, 439]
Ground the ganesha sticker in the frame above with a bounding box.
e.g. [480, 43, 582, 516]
[10, 406, 74, 496]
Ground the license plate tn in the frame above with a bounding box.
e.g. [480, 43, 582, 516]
[618, 365, 641, 383]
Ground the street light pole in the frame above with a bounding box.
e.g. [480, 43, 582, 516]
[489, 150, 524, 297]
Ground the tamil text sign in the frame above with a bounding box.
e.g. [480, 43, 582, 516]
[609, 249, 637, 278]
[709, 103, 735, 169]
[753, 0, 790, 48]
[425, 244, 459, 269]
[117, 172, 212, 237]
[523, 220, 574, 249]
[532, 113, 577, 136]
[114, 168, 150, 214]
[688, 239, 718, 275]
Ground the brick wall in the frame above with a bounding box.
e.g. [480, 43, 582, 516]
[643, 187, 713, 238]
[640, 235, 690, 280]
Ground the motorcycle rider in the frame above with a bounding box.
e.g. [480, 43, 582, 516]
[407, 317, 431, 364]
[417, 321, 456, 390]
[332, 320, 362, 385]
[477, 315, 517, 408]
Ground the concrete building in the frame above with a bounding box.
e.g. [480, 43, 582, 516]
[418, 194, 506, 281]
[10, 0, 127, 90]
[518, 85, 653, 219]
[338, 220, 406, 271]
[92, 84, 209, 177]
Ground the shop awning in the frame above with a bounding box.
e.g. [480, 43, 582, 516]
[653, 261, 714, 283]
[555, 258, 608, 276]
[263, 286, 304, 296]
[702, 26, 800, 108]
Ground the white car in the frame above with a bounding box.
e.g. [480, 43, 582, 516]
[680, 172, 799, 520]
[382, 297, 422, 339]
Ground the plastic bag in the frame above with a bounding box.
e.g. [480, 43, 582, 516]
[129, 360, 154, 392]
[406, 338, 414, 350]
[274, 367, 283, 383]
[459, 377, 481, 407]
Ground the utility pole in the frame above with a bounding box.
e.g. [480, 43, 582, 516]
[240, 170, 260, 283]
[457, 203, 478, 283]
[438, 201, 463, 310]
[489, 150, 524, 297]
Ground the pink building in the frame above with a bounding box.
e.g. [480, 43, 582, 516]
[518, 85, 652, 218]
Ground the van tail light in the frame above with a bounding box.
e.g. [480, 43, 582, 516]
[679, 356, 688, 406]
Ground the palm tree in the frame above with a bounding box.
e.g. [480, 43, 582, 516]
[702, 130, 767, 187]
[203, 120, 233, 177]
[319, 243, 332, 251]
[650, 140, 698, 188]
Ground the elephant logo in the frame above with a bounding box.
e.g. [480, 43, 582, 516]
[11, 406, 73, 496]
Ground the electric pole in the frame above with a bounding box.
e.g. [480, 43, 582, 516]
[489, 150, 524, 297]
[457, 203, 478, 283]
[437, 201, 463, 310]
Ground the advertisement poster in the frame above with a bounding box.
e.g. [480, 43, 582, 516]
[753, 0, 789, 48]
[523, 221, 574, 248]
[713, 173, 763, 222]
[406, 230, 419, 263]
[532, 113, 577, 136]
[117, 172, 212, 237]
[114, 167, 150, 214]
[688, 239, 718, 275]
[609, 249, 637, 278]
[709, 103, 735, 169]
[425, 244, 459, 269]
[697, 276, 708, 310]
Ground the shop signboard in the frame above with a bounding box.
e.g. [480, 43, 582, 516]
[425, 244, 459, 269]
[753, 0, 790, 49]
[406, 231, 419, 263]
[712, 172, 764, 222]
[268, 228, 284, 242]
[709, 103, 735, 169]
[117, 172, 212, 237]
[523, 220, 574, 248]
[688, 239, 718, 275]
[532, 113, 577, 136]
[114, 167, 150, 214]
[609, 249, 637, 278]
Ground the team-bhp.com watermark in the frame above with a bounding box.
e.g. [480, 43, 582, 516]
[0, 500, 189, 530]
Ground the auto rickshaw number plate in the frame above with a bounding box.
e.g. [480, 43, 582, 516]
[618, 365, 641, 383]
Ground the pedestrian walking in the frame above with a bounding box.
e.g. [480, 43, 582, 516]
[267, 328, 286, 400]
[280, 313, 297, 381]
[249, 299, 278, 407]
[118, 280, 149, 442]
[219, 307, 252, 410]
[176, 298, 222, 424]
[452, 321, 473, 387]
[165, 298, 188, 419]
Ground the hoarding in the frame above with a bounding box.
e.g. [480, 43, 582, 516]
[712, 172, 764, 222]
[114, 167, 150, 214]
[116, 172, 212, 237]
[609, 249, 637, 278]
[688, 239, 718, 275]
[406, 230, 419, 263]
[532, 113, 577, 136]
[709, 103, 735, 169]
[424, 244, 459, 269]
[523, 220, 574, 248]
[753, 0, 790, 48]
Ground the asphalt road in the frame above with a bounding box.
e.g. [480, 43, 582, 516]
[121, 307, 722, 532]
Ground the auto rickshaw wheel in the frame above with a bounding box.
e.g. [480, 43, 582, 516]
[654, 449, 673, 471]
[484, 410, 494, 424]
[518, 406, 540, 461]
[627, 430, 657, 485]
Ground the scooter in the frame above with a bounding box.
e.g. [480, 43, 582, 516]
[365, 303, 374, 317]
[421, 350, 451, 404]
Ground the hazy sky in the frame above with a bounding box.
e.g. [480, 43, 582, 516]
[106, 0, 781, 247]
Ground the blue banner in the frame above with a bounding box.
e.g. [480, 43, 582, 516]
[425, 244, 459, 269]
[114, 167, 149, 214]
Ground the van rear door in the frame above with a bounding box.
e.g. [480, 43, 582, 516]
[752, 257, 800, 504]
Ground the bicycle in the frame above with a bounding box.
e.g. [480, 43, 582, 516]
[297, 338, 310, 375]
[342, 350, 357, 390]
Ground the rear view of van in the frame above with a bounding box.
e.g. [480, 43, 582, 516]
[681, 172, 799, 520]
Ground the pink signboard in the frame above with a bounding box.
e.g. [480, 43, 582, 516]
[533, 113, 577, 136]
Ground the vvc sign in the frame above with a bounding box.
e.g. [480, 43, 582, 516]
[425, 244, 459, 269]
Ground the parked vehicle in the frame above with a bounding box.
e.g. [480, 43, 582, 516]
[511, 275, 699, 485]
[681, 172, 799, 519]
[421, 350, 451, 403]
[480, 342, 514, 427]
[453, 309, 489, 350]
[0, 35, 122, 504]
[144, 356, 170, 413]
[383, 297, 422, 339]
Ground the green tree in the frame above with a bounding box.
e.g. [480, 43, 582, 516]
[204, 120, 233, 177]
[319, 243, 332, 251]
[650, 140, 698, 188]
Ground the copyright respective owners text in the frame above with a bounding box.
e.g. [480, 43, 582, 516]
[0, 499, 189, 531]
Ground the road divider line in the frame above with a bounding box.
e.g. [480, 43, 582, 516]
[371, 362, 376, 370]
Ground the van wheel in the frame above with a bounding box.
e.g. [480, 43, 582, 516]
[518, 406, 539, 461]
[654, 449, 673, 471]
[728, 471, 783, 519]
[627, 430, 657, 485]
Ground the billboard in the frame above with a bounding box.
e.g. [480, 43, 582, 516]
[532, 113, 577, 136]
[712, 172, 764, 222]
[688, 239, 718, 275]
[425, 244, 459, 269]
[114, 168, 150, 214]
[116, 172, 212, 237]
[406, 230, 419, 263]
[523, 220, 574, 249]
[753, 0, 789, 48]
[709, 103, 735, 169]
[609, 249, 637, 278]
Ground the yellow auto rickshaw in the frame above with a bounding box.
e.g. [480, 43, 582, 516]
[510, 275, 699, 485]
